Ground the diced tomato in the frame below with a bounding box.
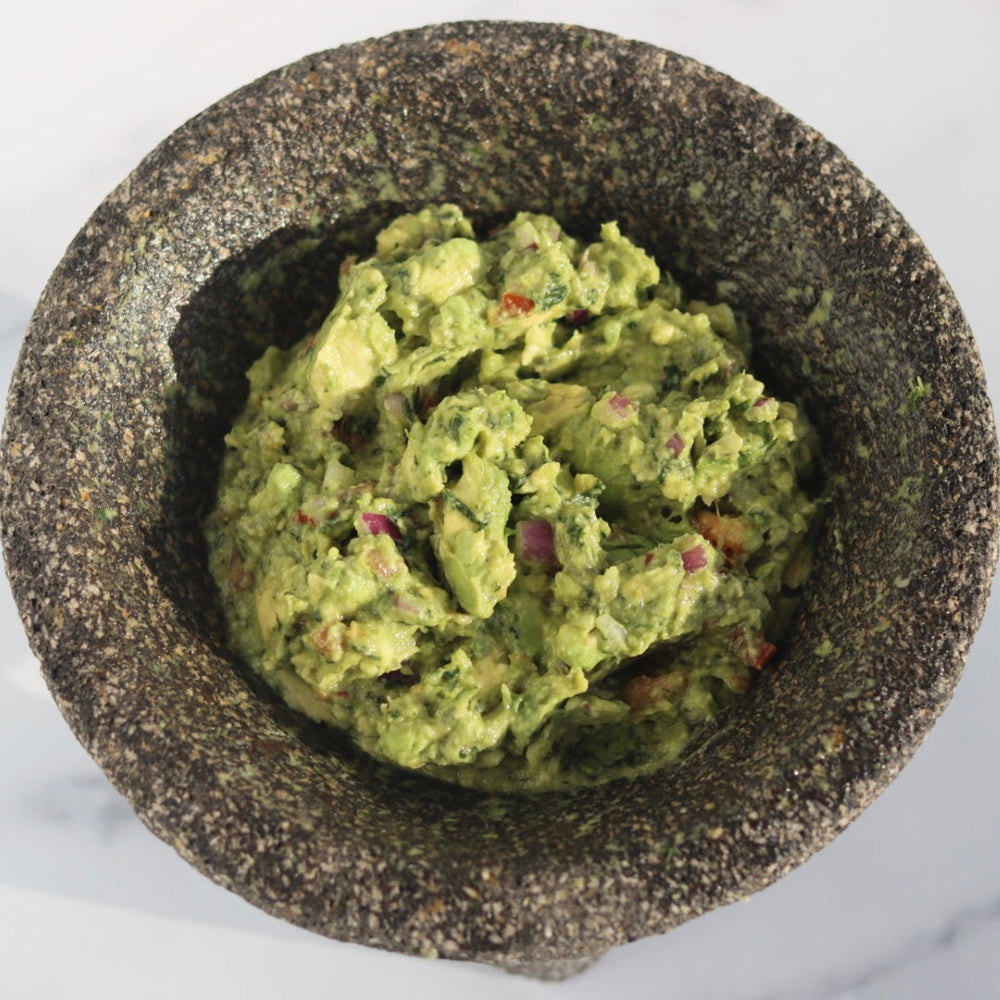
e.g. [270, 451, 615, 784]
[730, 626, 777, 671]
[499, 292, 534, 316]
[621, 671, 689, 711]
[694, 509, 748, 564]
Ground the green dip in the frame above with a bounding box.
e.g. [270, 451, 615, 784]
[206, 205, 819, 791]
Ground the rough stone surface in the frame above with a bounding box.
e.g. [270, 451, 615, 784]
[1, 21, 998, 978]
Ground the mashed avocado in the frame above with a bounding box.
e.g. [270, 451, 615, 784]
[205, 205, 819, 791]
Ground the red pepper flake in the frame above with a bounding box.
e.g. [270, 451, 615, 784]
[566, 308, 591, 326]
[526, 241, 539, 250]
[681, 546, 708, 573]
[753, 396, 772, 408]
[360, 512, 401, 539]
[643, 551, 655, 568]
[666, 432, 685, 457]
[499, 292, 534, 316]
[293, 509, 318, 528]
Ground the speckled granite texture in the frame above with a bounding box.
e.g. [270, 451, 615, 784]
[1, 22, 997, 977]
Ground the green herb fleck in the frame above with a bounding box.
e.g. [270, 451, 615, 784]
[904, 375, 931, 412]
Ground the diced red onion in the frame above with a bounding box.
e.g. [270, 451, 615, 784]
[681, 545, 708, 573]
[608, 393, 636, 417]
[515, 519, 557, 566]
[360, 512, 401, 539]
[666, 433, 684, 456]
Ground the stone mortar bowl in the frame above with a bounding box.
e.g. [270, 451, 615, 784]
[2, 21, 998, 981]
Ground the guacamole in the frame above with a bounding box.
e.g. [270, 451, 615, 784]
[205, 205, 818, 791]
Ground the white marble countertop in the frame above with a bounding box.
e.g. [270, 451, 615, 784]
[1, 2, 998, 997]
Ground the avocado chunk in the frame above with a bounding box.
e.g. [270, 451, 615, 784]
[430, 453, 515, 618]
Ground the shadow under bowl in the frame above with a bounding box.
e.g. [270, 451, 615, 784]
[1, 21, 998, 978]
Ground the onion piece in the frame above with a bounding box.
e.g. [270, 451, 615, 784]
[608, 393, 636, 418]
[681, 545, 708, 573]
[596, 613, 629, 649]
[360, 512, 401, 539]
[515, 519, 558, 567]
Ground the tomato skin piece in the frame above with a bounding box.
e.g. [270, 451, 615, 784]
[729, 626, 777, 670]
[755, 640, 777, 670]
